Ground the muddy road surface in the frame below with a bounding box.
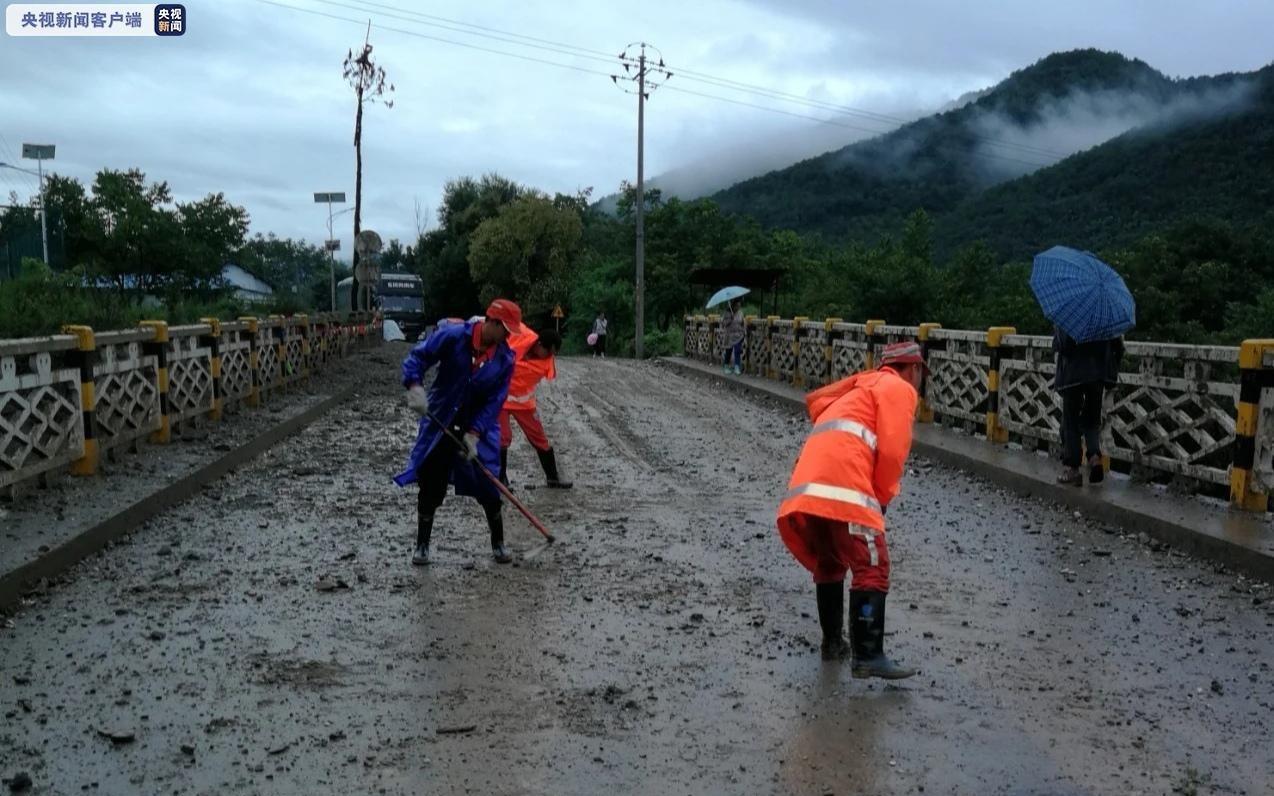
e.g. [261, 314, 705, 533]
[2, 350, 1271, 795]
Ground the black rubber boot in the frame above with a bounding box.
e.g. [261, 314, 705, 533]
[1088, 455, 1105, 484]
[499, 447, 510, 488]
[816, 581, 849, 661]
[850, 590, 915, 680]
[485, 504, 512, 564]
[413, 514, 433, 565]
[536, 448, 573, 489]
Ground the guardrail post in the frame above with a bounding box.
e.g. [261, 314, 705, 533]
[139, 321, 171, 444]
[792, 317, 808, 387]
[743, 315, 758, 373]
[62, 325, 98, 476]
[707, 314, 721, 368]
[864, 319, 885, 369]
[985, 326, 1016, 443]
[765, 316, 779, 379]
[269, 315, 286, 387]
[239, 317, 262, 407]
[917, 323, 942, 423]
[1231, 338, 1274, 512]
[297, 314, 311, 384]
[824, 318, 842, 384]
[199, 318, 223, 422]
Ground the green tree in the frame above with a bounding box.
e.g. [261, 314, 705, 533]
[416, 174, 526, 319]
[467, 194, 582, 318]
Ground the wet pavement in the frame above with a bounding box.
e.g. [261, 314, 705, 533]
[1, 350, 1271, 795]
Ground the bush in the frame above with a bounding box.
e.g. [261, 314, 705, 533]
[642, 327, 683, 357]
[0, 259, 144, 338]
[0, 258, 272, 339]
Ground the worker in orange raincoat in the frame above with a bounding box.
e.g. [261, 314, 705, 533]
[499, 327, 572, 489]
[776, 341, 926, 679]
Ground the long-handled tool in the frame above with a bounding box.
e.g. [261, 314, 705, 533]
[422, 409, 555, 543]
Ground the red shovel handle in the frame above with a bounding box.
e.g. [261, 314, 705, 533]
[423, 410, 555, 542]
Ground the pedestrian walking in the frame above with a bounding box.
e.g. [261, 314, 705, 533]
[396, 299, 522, 566]
[591, 311, 608, 358]
[500, 327, 573, 489]
[776, 341, 926, 679]
[1053, 327, 1124, 486]
[720, 299, 745, 375]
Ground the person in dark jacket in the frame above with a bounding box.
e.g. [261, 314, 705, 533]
[1053, 327, 1124, 485]
[398, 300, 522, 565]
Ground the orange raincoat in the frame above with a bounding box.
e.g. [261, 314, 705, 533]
[777, 368, 918, 576]
[502, 327, 556, 412]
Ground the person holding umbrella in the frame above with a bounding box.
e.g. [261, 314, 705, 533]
[1051, 328, 1124, 485]
[1030, 247, 1135, 486]
[706, 286, 750, 375]
[721, 298, 746, 375]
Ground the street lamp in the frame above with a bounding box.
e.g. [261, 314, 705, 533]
[314, 191, 347, 311]
[1, 141, 54, 265]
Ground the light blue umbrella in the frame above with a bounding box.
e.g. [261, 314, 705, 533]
[706, 285, 750, 309]
[1030, 246, 1136, 342]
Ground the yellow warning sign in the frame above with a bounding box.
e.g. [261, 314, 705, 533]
[551, 304, 565, 319]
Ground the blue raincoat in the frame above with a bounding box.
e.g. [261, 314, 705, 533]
[393, 320, 514, 503]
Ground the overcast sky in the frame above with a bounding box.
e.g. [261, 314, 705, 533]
[2, 0, 1271, 258]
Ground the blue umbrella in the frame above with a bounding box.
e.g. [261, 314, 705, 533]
[1030, 246, 1136, 342]
[706, 285, 750, 309]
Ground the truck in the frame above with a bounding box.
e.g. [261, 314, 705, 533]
[337, 272, 426, 340]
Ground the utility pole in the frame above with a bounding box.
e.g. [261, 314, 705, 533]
[342, 23, 393, 312]
[5, 144, 55, 265]
[314, 191, 347, 309]
[613, 44, 671, 359]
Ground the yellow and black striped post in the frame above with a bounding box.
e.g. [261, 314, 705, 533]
[269, 315, 287, 387]
[823, 318, 842, 384]
[62, 325, 98, 476]
[917, 323, 942, 423]
[1231, 338, 1274, 511]
[707, 313, 721, 367]
[140, 320, 171, 444]
[864, 319, 885, 370]
[296, 314, 311, 383]
[985, 326, 1016, 444]
[239, 317, 261, 408]
[766, 316, 779, 379]
[200, 318, 223, 422]
[792, 317, 809, 387]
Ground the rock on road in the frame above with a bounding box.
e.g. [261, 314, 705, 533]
[1, 348, 1271, 795]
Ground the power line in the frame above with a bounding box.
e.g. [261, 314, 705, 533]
[255, 0, 1058, 170]
[0, 133, 40, 193]
[252, 0, 614, 79]
[307, 0, 618, 67]
[318, 0, 1069, 160]
[319, 0, 616, 60]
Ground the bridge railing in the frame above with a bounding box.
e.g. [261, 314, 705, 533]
[0, 312, 382, 497]
[683, 315, 1274, 512]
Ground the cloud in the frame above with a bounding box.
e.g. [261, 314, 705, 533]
[968, 78, 1260, 182]
[1, 0, 1270, 256]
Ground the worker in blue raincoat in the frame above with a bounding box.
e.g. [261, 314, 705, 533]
[396, 299, 523, 565]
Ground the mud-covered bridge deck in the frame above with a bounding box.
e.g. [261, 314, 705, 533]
[2, 351, 1272, 794]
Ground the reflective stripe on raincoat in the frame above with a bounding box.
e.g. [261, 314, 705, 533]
[777, 368, 918, 535]
[393, 320, 513, 501]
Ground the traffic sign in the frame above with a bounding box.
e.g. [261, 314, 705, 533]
[552, 304, 564, 319]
